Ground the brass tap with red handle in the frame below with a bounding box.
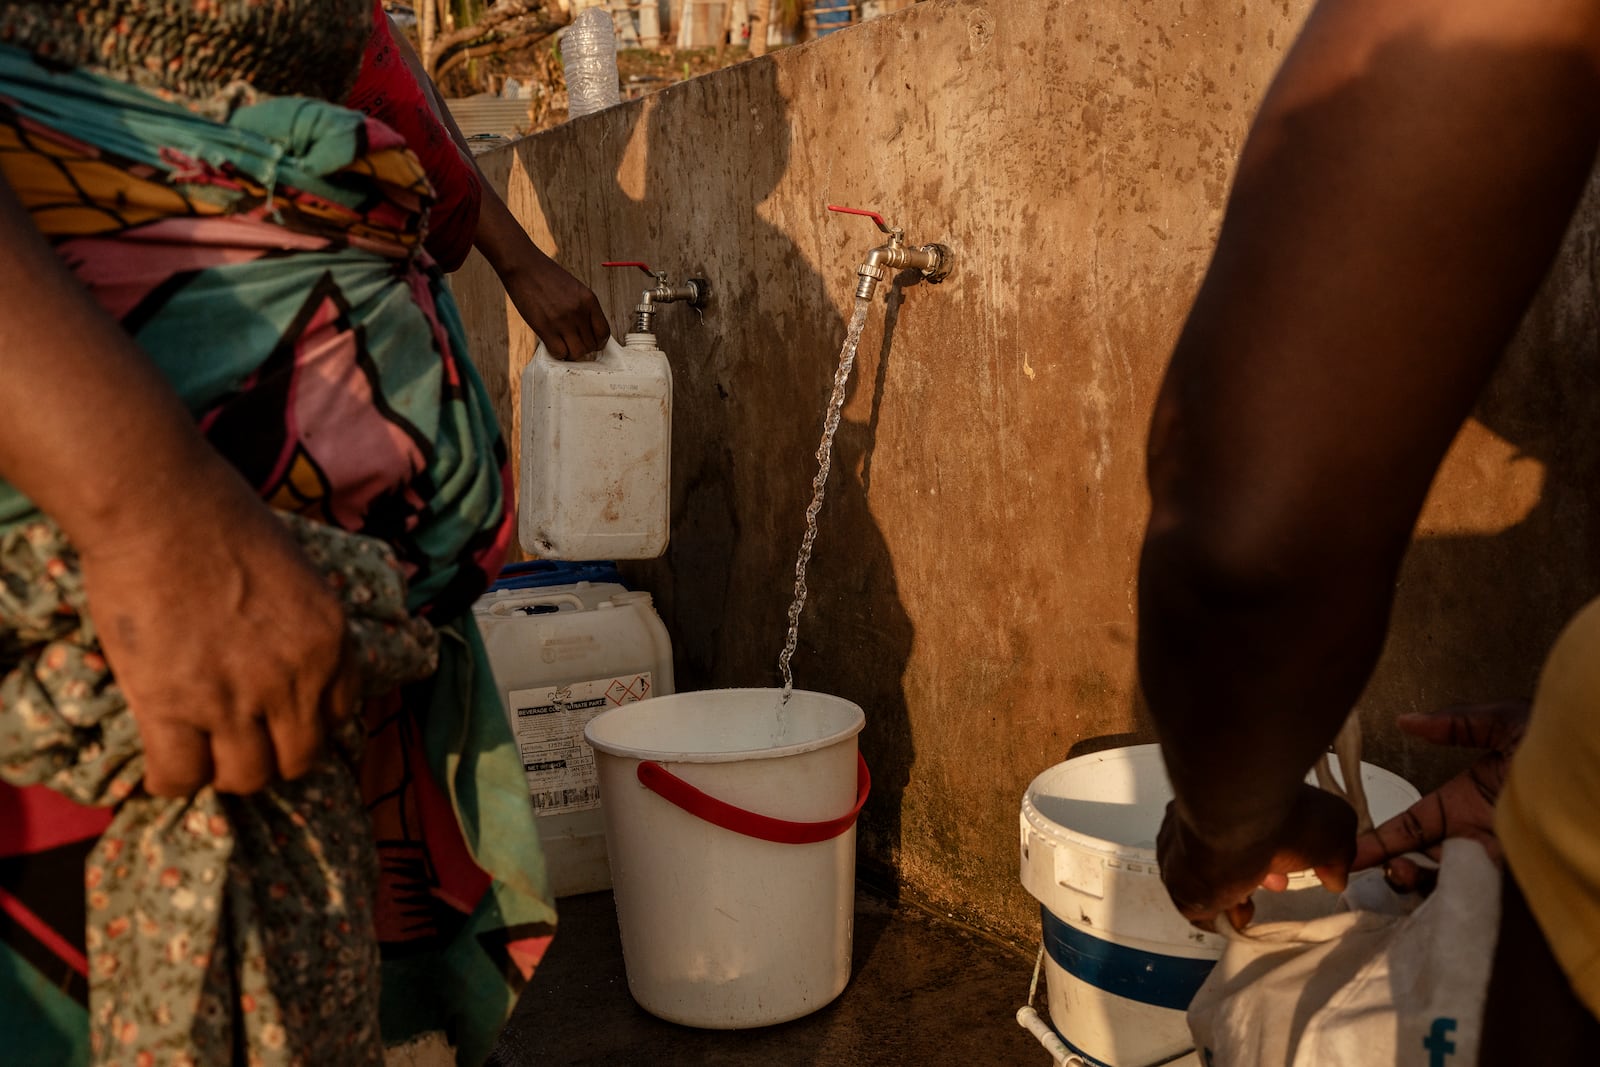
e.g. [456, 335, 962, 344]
[602, 261, 711, 335]
[827, 205, 953, 301]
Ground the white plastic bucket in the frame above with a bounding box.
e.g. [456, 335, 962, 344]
[584, 688, 868, 1028]
[1019, 744, 1420, 1067]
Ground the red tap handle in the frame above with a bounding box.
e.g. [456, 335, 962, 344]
[602, 261, 656, 276]
[827, 205, 894, 234]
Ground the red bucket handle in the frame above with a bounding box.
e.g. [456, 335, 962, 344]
[636, 752, 871, 844]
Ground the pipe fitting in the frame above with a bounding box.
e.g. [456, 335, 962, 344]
[852, 240, 955, 301]
[828, 206, 955, 302]
[919, 244, 954, 285]
[603, 262, 711, 336]
[853, 261, 889, 302]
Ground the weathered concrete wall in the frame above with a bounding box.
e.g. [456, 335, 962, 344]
[454, 0, 1600, 945]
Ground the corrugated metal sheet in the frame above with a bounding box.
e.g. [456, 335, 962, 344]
[445, 96, 536, 139]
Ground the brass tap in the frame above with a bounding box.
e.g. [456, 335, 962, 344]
[828, 205, 954, 301]
[603, 261, 712, 335]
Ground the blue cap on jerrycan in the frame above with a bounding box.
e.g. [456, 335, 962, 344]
[489, 559, 626, 593]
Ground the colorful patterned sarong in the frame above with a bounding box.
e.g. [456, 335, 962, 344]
[0, 45, 553, 1066]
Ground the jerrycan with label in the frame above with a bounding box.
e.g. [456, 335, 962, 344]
[518, 263, 709, 560]
[473, 565, 675, 897]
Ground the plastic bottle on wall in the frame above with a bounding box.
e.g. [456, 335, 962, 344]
[519, 334, 671, 561]
[563, 6, 622, 118]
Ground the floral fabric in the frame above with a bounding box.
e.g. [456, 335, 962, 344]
[0, 513, 437, 1065]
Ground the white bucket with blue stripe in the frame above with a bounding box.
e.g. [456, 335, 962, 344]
[1019, 744, 1419, 1066]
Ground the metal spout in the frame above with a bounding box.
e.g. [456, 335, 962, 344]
[829, 205, 955, 302]
[635, 275, 710, 334]
[854, 240, 953, 301]
[603, 261, 712, 335]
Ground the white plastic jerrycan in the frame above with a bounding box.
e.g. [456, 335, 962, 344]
[519, 334, 672, 560]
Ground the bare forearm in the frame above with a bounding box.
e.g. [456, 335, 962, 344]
[0, 177, 245, 548]
[473, 181, 554, 278]
[471, 174, 612, 360]
[1140, 0, 1600, 848]
[1139, 541, 1395, 847]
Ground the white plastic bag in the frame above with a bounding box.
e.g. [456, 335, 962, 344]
[1188, 839, 1500, 1066]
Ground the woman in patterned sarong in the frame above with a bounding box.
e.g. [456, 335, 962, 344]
[0, 4, 583, 1062]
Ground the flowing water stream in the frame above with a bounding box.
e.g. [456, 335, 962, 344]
[776, 295, 874, 718]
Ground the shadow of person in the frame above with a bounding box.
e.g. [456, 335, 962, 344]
[1360, 171, 1600, 791]
[806, 274, 920, 909]
[492, 51, 920, 1052]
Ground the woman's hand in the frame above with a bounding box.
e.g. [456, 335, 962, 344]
[0, 174, 362, 799]
[1158, 782, 1358, 929]
[1351, 700, 1530, 891]
[501, 251, 612, 361]
[78, 471, 362, 798]
[473, 182, 611, 360]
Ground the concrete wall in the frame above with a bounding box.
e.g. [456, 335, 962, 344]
[453, 0, 1600, 945]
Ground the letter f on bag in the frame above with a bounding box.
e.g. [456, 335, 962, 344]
[1424, 1018, 1458, 1066]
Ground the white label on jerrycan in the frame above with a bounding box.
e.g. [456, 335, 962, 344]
[507, 673, 654, 815]
[519, 337, 671, 560]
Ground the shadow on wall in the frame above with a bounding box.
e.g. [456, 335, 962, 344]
[520, 60, 921, 903]
[1365, 198, 1600, 790]
[808, 274, 921, 902]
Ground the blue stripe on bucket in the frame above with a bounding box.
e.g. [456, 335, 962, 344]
[1040, 906, 1216, 1012]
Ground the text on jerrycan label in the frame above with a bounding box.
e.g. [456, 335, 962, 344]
[508, 673, 655, 815]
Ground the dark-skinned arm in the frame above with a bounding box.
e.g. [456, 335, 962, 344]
[388, 15, 611, 358]
[0, 178, 360, 797]
[1139, 0, 1600, 924]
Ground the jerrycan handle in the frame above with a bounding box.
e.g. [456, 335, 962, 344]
[537, 336, 618, 365]
[486, 591, 588, 616]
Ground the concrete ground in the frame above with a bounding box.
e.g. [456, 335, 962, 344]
[488, 887, 1052, 1066]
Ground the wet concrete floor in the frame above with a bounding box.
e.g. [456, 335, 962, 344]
[489, 886, 1051, 1066]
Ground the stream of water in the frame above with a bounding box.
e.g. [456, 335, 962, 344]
[776, 295, 874, 714]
